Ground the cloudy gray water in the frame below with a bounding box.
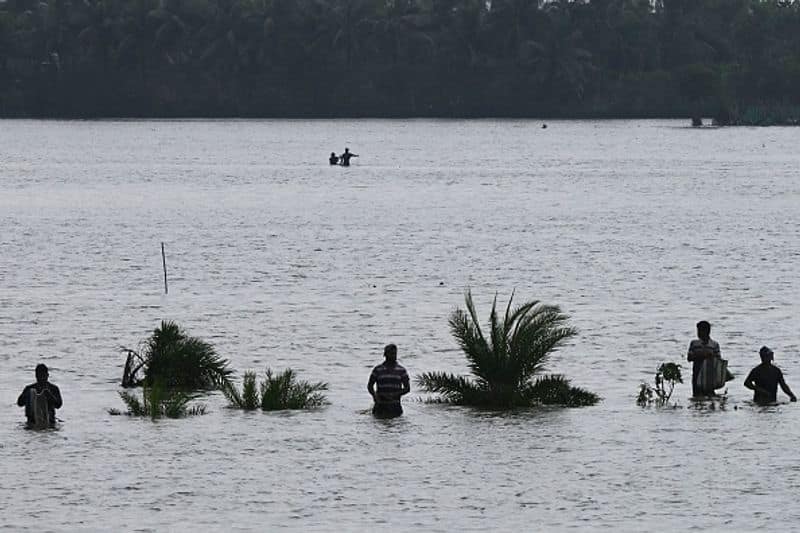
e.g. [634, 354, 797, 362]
[1, 119, 799, 531]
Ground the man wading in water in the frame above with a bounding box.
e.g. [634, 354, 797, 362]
[687, 320, 722, 397]
[339, 148, 358, 167]
[17, 363, 63, 428]
[368, 344, 410, 417]
[744, 346, 797, 404]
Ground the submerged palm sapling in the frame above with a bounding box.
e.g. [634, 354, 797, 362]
[121, 320, 233, 390]
[417, 290, 599, 408]
[223, 368, 328, 411]
[110, 381, 207, 420]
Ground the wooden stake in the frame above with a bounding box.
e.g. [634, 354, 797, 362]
[161, 242, 168, 294]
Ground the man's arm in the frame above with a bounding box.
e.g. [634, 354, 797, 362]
[778, 374, 797, 402]
[49, 385, 63, 409]
[400, 372, 410, 397]
[367, 373, 377, 401]
[17, 386, 29, 407]
[687, 343, 697, 362]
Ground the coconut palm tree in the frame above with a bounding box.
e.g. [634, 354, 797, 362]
[417, 290, 599, 408]
[121, 320, 233, 390]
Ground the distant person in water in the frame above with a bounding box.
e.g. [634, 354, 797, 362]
[687, 320, 722, 397]
[329, 152, 339, 165]
[368, 344, 410, 417]
[744, 346, 797, 404]
[17, 364, 62, 428]
[339, 148, 358, 167]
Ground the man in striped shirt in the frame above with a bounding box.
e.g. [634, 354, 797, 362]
[368, 344, 410, 417]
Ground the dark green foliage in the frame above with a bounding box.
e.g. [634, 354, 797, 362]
[1, 1, 800, 118]
[121, 321, 232, 391]
[222, 370, 261, 411]
[112, 382, 207, 420]
[525, 375, 600, 408]
[223, 368, 328, 411]
[637, 362, 683, 406]
[260, 368, 328, 411]
[417, 290, 599, 409]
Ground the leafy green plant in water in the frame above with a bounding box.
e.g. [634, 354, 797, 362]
[223, 368, 329, 411]
[417, 290, 599, 409]
[260, 368, 328, 411]
[222, 370, 261, 410]
[111, 382, 207, 420]
[637, 362, 683, 407]
[121, 320, 233, 391]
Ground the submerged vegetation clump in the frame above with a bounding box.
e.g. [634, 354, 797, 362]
[223, 368, 328, 412]
[122, 321, 233, 390]
[417, 290, 599, 409]
[110, 383, 207, 420]
[637, 362, 683, 407]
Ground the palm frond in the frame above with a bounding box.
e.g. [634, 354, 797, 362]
[223, 370, 262, 410]
[526, 375, 599, 407]
[416, 371, 486, 405]
[114, 382, 206, 419]
[260, 368, 328, 411]
[118, 390, 146, 416]
[123, 320, 233, 391]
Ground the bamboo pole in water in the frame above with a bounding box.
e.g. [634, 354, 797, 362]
[161, 242, 168, 294]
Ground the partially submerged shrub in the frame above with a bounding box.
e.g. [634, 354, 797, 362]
[637, 362, 683, 406]
[223, 368, 328, 411]
[417, 290, 600, 409]
[121, 320, 233, 390]
[222, 371, 260, 410]
[110, 383, 207, 420]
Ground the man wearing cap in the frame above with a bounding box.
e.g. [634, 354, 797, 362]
[367, 344, 410, 417]
[17, 363, 63, 427]
[744, 346, 797, 404]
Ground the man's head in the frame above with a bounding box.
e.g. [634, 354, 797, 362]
[760, 346, 774, 364]
[696, 320, 711, 340]
[344, 148, 350, 153]
[35, 363, 49, 383]
[384, 344, 397, 365]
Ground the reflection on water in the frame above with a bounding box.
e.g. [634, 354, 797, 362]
[2, 119, 800, 530]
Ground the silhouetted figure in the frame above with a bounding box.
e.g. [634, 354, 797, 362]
[339, 148, 358, 167]
[692, 117, 703, 127]
[329, 152, 339, 165]
[687, 320, 721, 397]
[744, 346, 797, 404]
[368, 344, 410, 418]
[17, 364, 62, 428]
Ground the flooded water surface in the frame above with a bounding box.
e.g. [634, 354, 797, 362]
[2, 119, 800, 531]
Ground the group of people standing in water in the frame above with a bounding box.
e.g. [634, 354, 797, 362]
[15, 322, 796, 427]
[688, 320, 796, 403]
[328, 147, 358, 167]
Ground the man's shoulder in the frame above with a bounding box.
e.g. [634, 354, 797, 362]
[372, 363, 407, 374]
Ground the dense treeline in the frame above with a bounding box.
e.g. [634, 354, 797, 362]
[1, 0, 799, 119]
